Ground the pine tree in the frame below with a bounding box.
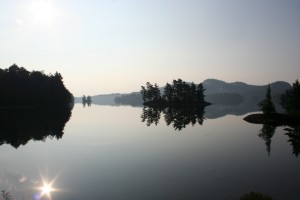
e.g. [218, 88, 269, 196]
[258, 84, 276, 115]
[281, 79, 300, 115]
[196, 83, 205, 104]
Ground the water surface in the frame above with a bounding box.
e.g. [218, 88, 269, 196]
[0, 104, 299, 200]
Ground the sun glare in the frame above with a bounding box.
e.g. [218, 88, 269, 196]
[41, 183, 54, 196]
[36, 177, 58, 200]
[29, 0, 58, 25]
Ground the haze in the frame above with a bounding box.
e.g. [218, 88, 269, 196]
[0, 0, 299, 96]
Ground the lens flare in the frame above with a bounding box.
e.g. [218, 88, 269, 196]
[35, 176, 59, 200]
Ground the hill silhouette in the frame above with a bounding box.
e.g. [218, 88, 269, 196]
[203, 79, 291, 104]
[78, 79, 290, 110]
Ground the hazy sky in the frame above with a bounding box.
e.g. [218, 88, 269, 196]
[0, 0, 299, 96]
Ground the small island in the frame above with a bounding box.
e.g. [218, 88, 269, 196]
[140, 79, 211, 108]
[82, 95, 92, 107]
[244, 80, 300, 126]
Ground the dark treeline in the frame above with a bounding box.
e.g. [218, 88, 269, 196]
[281, 79, 300, 115]
[141, 79, 210, 107]
[0, 64, 73, 107]
[0, 106, 73, 148]
[257, 79, 300, 116]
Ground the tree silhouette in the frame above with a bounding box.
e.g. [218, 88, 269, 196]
[281, 79, 300, 115]
[163, 83, 173, 102]
[196, 83, 205, 103]
[140, 79, 209, 107]
[258, 84, 276, 115]
[82, 95, 92, 107]
[0, 64, 73, 107]
[82, 95, 87, 103]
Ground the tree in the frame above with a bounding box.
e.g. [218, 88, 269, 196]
[258, 84, 276, 115]
[87, 96, 92, 103]
[281, 79, 300, 115]
[196, 83, 205, 103]
[140, 82, 161, 102]
[190, 82, 197, 102]
[140, 86, 147, 102]
[163, 83, 173, 102]
[82, 95, 87, 103]
[153, 83, 161, 101]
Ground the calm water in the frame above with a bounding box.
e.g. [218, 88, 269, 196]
[0, 104, 299, 200]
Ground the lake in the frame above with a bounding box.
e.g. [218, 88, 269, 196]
[0, 104, 299, 200]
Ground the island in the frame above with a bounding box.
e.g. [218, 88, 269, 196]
[140, 79, 211, 108]
[244, 80, 300, 126]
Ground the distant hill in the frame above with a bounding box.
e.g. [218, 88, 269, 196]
[74, 93, 121, 105]
[75, 79, 291, 112]
[201, 79, 291, 118]
[203, 79, 291, 104]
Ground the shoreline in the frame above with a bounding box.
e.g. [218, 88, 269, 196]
[244, 113, 300, 126]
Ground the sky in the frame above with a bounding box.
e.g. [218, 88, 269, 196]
[0, 0, 300, 96]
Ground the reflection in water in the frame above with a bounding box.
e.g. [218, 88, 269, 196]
[141, 107, 161, 126]
[239, 191, 273, 200]
[258, 124, 276, 156]
[0, 106, 73, 148]
[82, 101, 92, 107]
[35, 175, 59, 200]
[285, 126, 300, 157]
[257, 124, 300, 157]
[141, 106, 205, 130]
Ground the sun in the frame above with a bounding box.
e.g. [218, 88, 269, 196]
[29, 0, 58, 25]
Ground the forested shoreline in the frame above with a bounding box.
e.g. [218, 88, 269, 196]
[0, 64, 73, 107]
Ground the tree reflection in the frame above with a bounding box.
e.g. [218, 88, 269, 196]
[257, 124, 300, 157]
[258, 124, 276, 156]
[141, 107, 161, 126]
[284, 126, 300, 157]
[82, 100, 92, 107]
[141, 106, 205, 131]
[0, 105, 73, 148]
[82, 95, 92, 107]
